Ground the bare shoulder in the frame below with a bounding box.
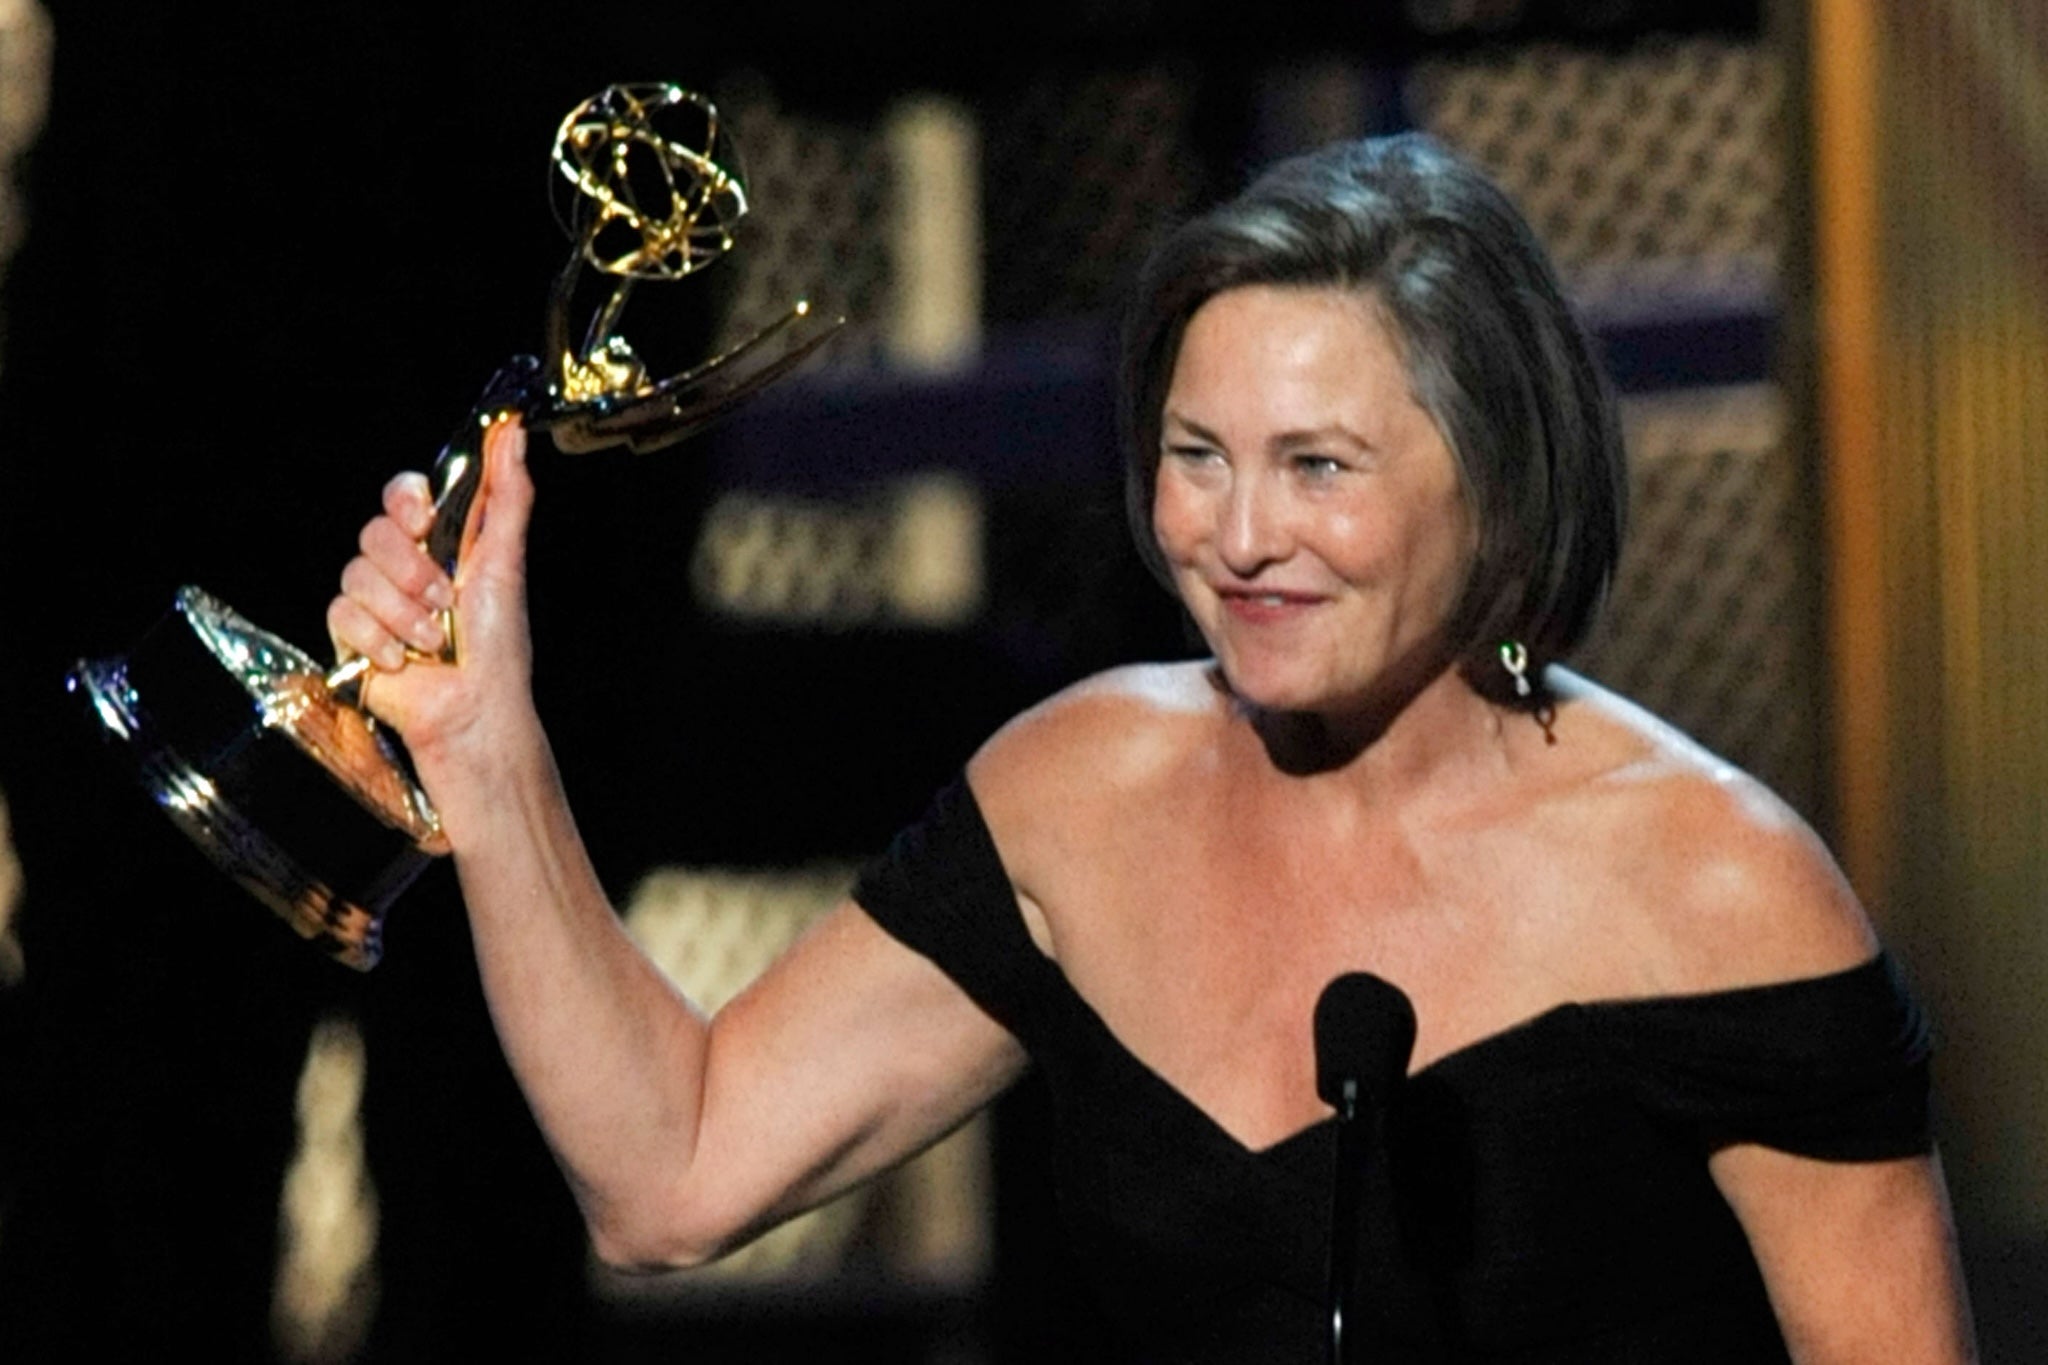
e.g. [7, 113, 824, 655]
[966, 662, 1220, 881]
[969, 659, 1219, 805]
[1546, 670, 1878, 994]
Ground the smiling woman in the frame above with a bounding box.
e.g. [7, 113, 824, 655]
[327, 134, 1975, 1362]
[1152, 287, 1476, 725]
[1122, 135, 1628, 704]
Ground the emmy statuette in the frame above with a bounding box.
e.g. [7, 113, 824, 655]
[70, 85, 839, 969]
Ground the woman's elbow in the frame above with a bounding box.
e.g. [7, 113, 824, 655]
[582, 1191, 749, 1273]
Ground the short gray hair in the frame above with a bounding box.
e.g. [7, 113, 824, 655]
[1121, 133, 1627, 688]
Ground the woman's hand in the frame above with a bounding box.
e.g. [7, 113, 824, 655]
[325, 416, 538, 803]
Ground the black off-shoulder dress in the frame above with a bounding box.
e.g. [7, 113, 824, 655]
[853, 779, 1932, 1364]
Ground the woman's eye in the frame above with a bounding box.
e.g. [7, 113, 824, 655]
[1166, 445, 1222, 465]
[1293, 454, 1344, 477]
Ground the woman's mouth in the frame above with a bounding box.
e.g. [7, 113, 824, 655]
[1215, 587, 1323, 623]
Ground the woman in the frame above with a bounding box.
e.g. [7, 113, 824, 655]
[330, 135, 1974, 1361]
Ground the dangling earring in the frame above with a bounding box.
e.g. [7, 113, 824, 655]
[1497, 638, 1558, 744]
[1498, 640, 1532, 699]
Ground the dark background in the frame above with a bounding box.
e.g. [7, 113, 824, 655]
[0, 2, 1781, 1360]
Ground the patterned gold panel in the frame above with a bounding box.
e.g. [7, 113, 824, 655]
[606, 866, 991, 1293]
[979, 66, 1203, 323]
[273, 1017, 379, 1364]
[711, 80, 896, 370]
[1577, 386, 1817, 816]
[0, 0, 50, 314]
[0, 0, 48, 989]
[689, 473, 985, 630]
[1409, 40, 1784, 305]
[0, 788, 19, 985]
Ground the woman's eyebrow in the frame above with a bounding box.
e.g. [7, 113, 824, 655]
[1161, 411, 1227, 446]
[1271, 422, 1372, 450]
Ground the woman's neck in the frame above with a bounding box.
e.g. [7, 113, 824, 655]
[1235, 661, 1530, 807]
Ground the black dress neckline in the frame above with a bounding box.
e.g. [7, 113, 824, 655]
[1034, 941, 1895, 1162]
[851, 775, 1930, 1362]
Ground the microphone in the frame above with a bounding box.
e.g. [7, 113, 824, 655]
[1314, 972, 1417, 1365]
[1315, 972, 1417, 1116]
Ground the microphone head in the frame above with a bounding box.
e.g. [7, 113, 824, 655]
[1313, 972, 1418, 1111]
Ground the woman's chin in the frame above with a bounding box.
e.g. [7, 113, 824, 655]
[1214, 656, 1453, 731]
[1213, 663, 1346, 718]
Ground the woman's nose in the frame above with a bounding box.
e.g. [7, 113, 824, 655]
[1218, 472, 1289, 575]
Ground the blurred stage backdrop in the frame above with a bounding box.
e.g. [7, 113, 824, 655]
[0, 0, 2042, 1358]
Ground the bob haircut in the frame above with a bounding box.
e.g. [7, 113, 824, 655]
[1121, 133, 1627, 685]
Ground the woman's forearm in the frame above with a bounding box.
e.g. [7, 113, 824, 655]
[329, 423, 1020, 1266]
[429, 715, 724, 1263]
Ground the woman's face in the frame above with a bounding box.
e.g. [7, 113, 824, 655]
[1152, 285, 1475, 718]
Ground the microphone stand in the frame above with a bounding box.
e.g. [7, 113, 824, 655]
[1329, 1074, 1364, 1365]
[1314, 972, 1417, 1365]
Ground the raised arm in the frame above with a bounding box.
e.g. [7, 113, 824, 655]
[328, 420, 1025, 1267]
